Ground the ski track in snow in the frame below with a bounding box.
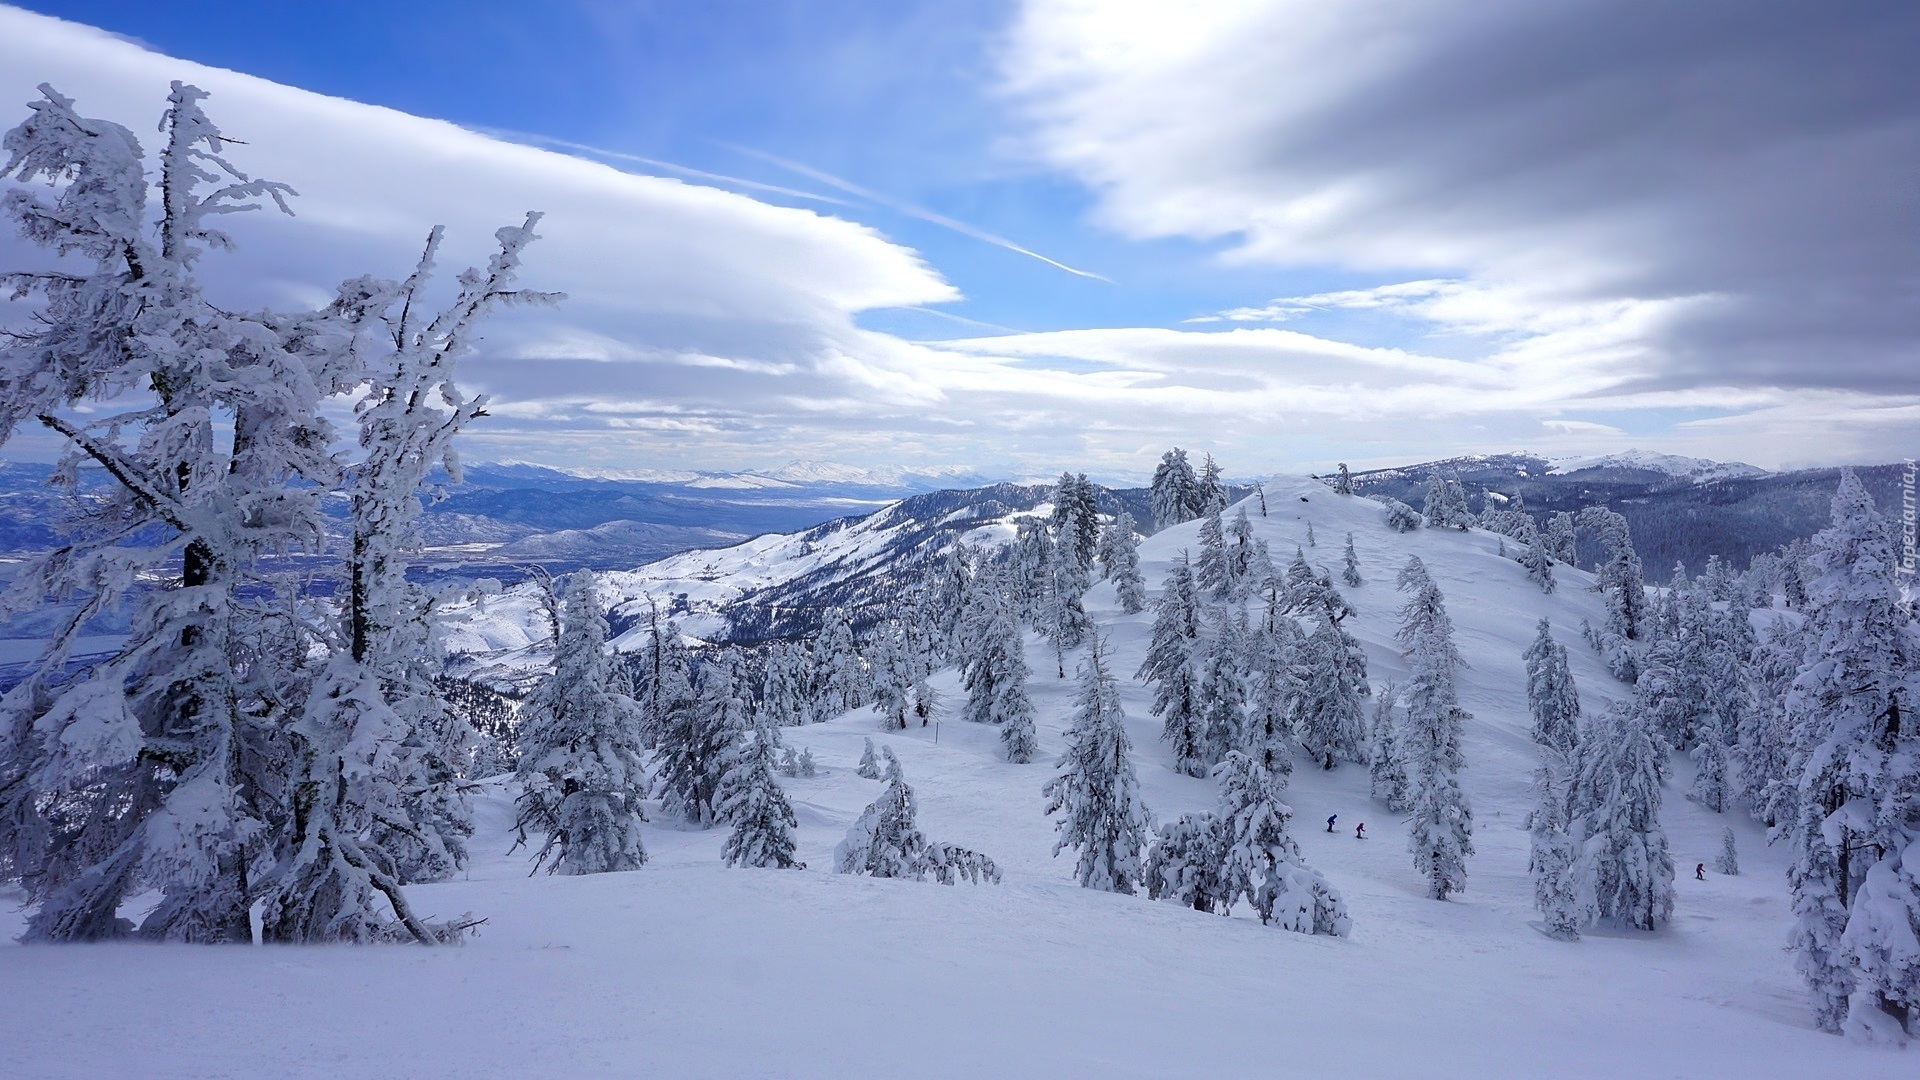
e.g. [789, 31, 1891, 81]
[0, 478, 1906, 1078]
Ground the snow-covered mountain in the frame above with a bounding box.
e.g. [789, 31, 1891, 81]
[11, 476, 1903, 1078]
[1547, 449, 1768, 482]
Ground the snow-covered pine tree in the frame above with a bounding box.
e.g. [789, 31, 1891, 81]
[1139, 556, 1209, 776]
[1214, 752, 1350, 934]
[1783, 470, 1919, 1040]
[1580, 507, 1649, 648]
[813, 607, 868, 716]
[1397, 556, 1474, 900]
[1422, 473, 1470, 530]
[1197, 606, 1252, 766]
[869, 618, 915, 731]
[1145, 813, 1229, 912]
[654, 664, 747, 827]
[1521, 523, 1557, 594]
[1244, 618, 1304, 777]
[757, 643, 811, 728]
[1368, 683, 1409, 810]
[1716, 826, 1740, 876]
[717, 715, 803, 870]
[1528, 757, 1587, 941]
[1383, 498, 1423, 532]
[1523, 619, 1581, 757]
[1050, 471, 1102, 570]
[1297, 612, 1369, 770]
[1577, 701, 1675, 932]
[835, 747, 924, 879]
[630, 599, 694, 746]
[1040, 537, 1094, 675]
[835, 748, 1000, 884]
[1194, 505, 1232, 601]
[1342, 532, 1363, 587]
[1225, 507, 1257, 600]
[1689, 709, 1731, 814]
[1150, 447, 1201, 529]
[510, 572, 649, 877]
[1044, 634, 1151, 893]
[1102, 511, 1148, 614]
[1738, 618, 1803, 828]
[1305, 520, 1316, 549]
[1198, 453, 1228, 514]
[1333, 462, 1354, 495]
[856, 736, 883, 780]
[1539, 511, 1574, 565]
[960, 583, 1038, 763]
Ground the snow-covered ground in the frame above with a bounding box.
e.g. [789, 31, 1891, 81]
[0, 478, 1906, 1078]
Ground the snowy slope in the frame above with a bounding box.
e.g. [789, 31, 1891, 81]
[0, 477, 1903, 1079]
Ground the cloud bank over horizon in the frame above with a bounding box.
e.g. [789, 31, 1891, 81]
[0, 4, 1912, 481]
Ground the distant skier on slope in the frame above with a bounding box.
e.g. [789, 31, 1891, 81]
[1327, 813, 1338, 833]
[1695, 863, 1706, 881]
[1355, 823, 1366, 839]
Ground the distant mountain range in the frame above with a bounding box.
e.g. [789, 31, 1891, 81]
[1342, 451, 1906, 578]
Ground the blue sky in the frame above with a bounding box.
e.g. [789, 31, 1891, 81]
[1, 2, 1915, 479]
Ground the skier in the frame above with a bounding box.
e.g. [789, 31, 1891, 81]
[1355, 823, 1367, 840]
[1695, 862, 1705, 881]
[1326, 813, 1338, 833]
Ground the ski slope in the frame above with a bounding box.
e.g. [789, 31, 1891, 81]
[0, 478, 1906, 1078]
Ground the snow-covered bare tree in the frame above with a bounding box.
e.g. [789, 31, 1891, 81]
[1044, 634, 1151, 893]
[512, 572, 649, 877]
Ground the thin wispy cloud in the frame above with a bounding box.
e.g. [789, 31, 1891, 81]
[476, 128, 850, 205]
[727, 143, 1113, 283]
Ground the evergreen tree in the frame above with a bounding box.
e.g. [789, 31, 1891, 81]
[856, 736, 883, 780]
[1715, 826, 1740, 876]
[1397, 557, 1474, 900]
[1342, 532, 1363, 587]
[1422, 473, 1470, 529]
[960, 586, 1038, 763]
[1383, 498, 1424, 532]
[1145, 813, 1228, 913]
[1103, 512, 1149, 614]
[1368, 684, 1409, 810]
[1040, 538, 1094, 673]
[1784, 470, 1919, 1040]
[1546, 512, 1579, 565]
[1214, 753, 1350, 934]
[1523, 619, 1581, 756]
[1244, 619, 1304, 776]
[1578, 702, 1675, 931]
[835, 748, 1000, 884]
[813, 608, 868, 716]
[654, 665, 746, 827]
[1738, 619, 1802, 828]
[1194, 506, 1232, 601]
[1521, 524, 1557, 594]
[1197, 607, 1252, 766]
[717, 716, 803, 870]
[631, 600, 693, 746]
[1139, 557, 1209, 777]
[1689, 710, 1730, 813]
[1050, 471, 1102, 570]
[1198, 453, 1228, 514]
[511, 573, 649, 877]
[1297, 613, 1369, 770]
[1149, 447, 1201, 529]
[1580, 507, 1649, 645]
[1044, 635, 1152, 894]
[1528, 757, 1587, 941]
[1333, 462, 1353, 495]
